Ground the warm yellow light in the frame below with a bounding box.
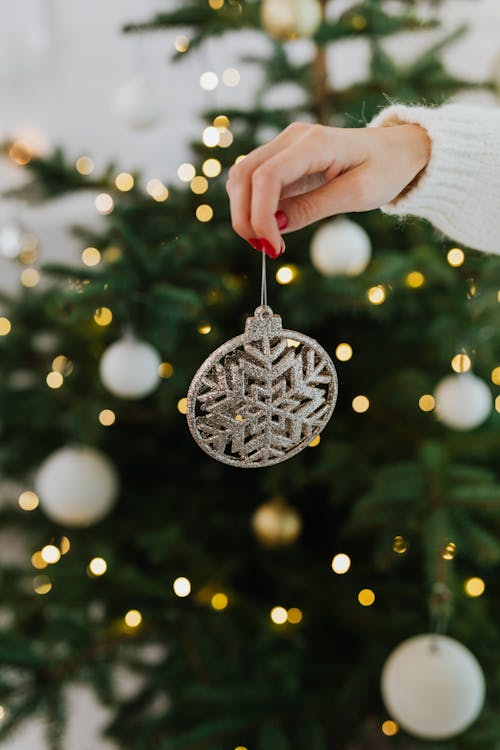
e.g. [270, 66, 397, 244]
[351, 14, 368, 30]
[146, 179, 169, 202]
[352, 395, 370, 413]
[287, 607, 303, 624]
[81, 247, 101, 267]
[309, 435, 321, 448]
[234, 154, 247, 164]
[382, 720, 399, 736]
[89, 557, 108, 576]
[52, 355, 73, 375]
[465, 577, 485, 597]
[99, 409, 116, 426]
[103, 245, 122, 263]
[209, 0, 224, 8]
[331, 553, 351, 574]
[202, 158, 222, 178]
[41, 545, 61, 564]
[442, 542, 456, 560]
[276, 265, 298, 285]
[336, 343, 353, 361]
[60, 536, 70, 555]
[46, 371, 64, 389]
[95, 193, 114, 215]
[211, 593, 229, 610]
[19, 491, 39, 511]
[451, 354, 471, 373]
[447, 247, 465, 267]
[31, 551, 47, 570]
[94, 307, 113, 326]
[124, 609, 143, 628]
[9, 141, 32, 165]
[419, 394, 435, 412]
[190, 176, 209, 195]
[491, 367, 500, 385]
[218, 129, 234, 148]
[173, 577, 191, 597]
[496, 395, 500, 413]
[200, 71, 219, 91]
[287, 339, 300, 348]
[202, 126, 220, 148]
[223, 68, 240, 87]
[358, 588, 375, 606]
[19, 235, 38, 265]
[33, 575, 52, 595]
[213, 115, 230, 128]
[0, 706, 4, 721]
[159, 362, 174, 379]
[75, 156, 95, 175]
[392, 536, 408, 555]
[177, 397, 188, 414]
[177, 163, 196, 182]
[198, 323, 212, 335]
[115, 172, 134, 192]
[234, 747, 248, 750]
[0, 317, 11, 336]
[196, 204, 214, 222]
[405, 271, 425, 288]
[20, 268, 40, 287]
[270, 606, 288, 625]
[174, 35, 190, 53]
[367, 285, 386, 305]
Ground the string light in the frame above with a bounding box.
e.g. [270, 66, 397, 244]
[88, 557, 107, 577]
[33, 575, 52, 595]
[0, 317, 11, 336]
[213, 115, 230, 128]
[124, 609, 142, 628]
[41, 545, 61, 564]
[46, 371, 64, 389]
[174, 35, 190, 53]
[209, 0, 224, 8]
[276, 265, 298, 284]
[451, 354, 471, 373]
[464, 577, 485, 597]
[218, 129, 234, 148]
[200, 72, 219, 91]
[95, 193, 114, 215]
[367, 285, 386, 305]
[198, 323, 212, 334]
[381, 720, 399, 736]
[0, 706, 5, 721]
[352, 395, 369, 413]
[335, 343, 353, 361]
[94, 307, 113, 326]
[351, 14, 368, 30]
[196, 205, 214, 222]
[190, 176, 209, 194]
[234, 154, 247, 164]
[31, 552, 47, 570]
[115, 172, 134, 192]
[202, 126, 220, 147]
[211, 593, 229, 610]
[392, 536, 408, 555]
[81, 247, 101, 267]
[442, 542, 456, 560]
[358, 589, 375, 606]
[173, 577, 191, 597]
[202, 158, 222, 178]
[177, 397, 188, 414]
[99, 409, 116, 426]
[331, 553, 351, 574]
[309, 435, 321, 447]
[491, 367, 500, 385]
[19, 491, 39, 511]
[103, 246, 122, 263]
[447, 247, 465, 267]
[146, 179, 169, 202]
[270, 606, 287, 625]
[9, 141, 32, 165]
[419, 394, 435, 412]
[406, 271, 425, 288]
[75, 156, 94, 175]
[287, 608, 303, 624]
[20, 268, 40, 287]
[496, 395, 500, 413]
[223, 68, 240, 87]
[60, 536, 70, 555]
[52, 355, 73, 375]
[287, 339, 300, 348]
[158, 362, 174, 379]
[177, 163, 196, 182]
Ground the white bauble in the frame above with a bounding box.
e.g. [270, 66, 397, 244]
[261, 0, 322, 40]
[381, 634, 485, 740]
[35, 446, 119, 527]
[434, 373, 492, 431]
[99, 335, 161, 399]
[114, 74, 165, 130]
[310, 218, 372, 276]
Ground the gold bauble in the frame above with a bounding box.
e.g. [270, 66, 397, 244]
[260, 0, 323, 41]
[252, 497, 302, 547]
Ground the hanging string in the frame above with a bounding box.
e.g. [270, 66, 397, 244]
[260, 251, 268, 307]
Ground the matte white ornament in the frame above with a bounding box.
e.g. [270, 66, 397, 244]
[261, 0, 322, 40]
[114, 74, 165, 130]
[100, 335, 161, 399]
[310, 218, 372, 276]
[35, 446, 119, 527]
[381, 634, 485, 740]
[434, 372, 492, 430]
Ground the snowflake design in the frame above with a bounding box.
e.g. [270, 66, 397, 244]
[187, 306, 338, 468]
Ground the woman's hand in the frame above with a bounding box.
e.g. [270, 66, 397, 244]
[226, 121, 431, 258]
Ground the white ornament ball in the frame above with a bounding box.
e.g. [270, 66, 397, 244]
[310, 218, 372, 276]
[99, 336, 161, 399]
[35, 446, 119, 527]
[381, 634, 485, 740]
[114, 74, 165, 130]
[434, 373, 492, 431]
[261, 0, 322, 40]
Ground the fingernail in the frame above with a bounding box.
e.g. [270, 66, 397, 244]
[275, 210, 289, 231]
[279, 240, 286, 256]
[248, 238, 263, 252]
[259, 238, 279, 259]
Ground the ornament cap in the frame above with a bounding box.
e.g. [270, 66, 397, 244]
[245, 306, 283, 341]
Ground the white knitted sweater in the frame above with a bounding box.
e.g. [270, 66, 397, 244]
[370, 103, 500, 255]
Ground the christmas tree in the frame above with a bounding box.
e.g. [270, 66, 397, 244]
[1, 1, 500, 748]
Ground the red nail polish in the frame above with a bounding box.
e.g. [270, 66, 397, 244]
[259, 238, 279, 259]
[248, 238, 263, 252]
[275, 210, 289, 231]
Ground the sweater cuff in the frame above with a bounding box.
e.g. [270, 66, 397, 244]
[368, 103, 500, 254]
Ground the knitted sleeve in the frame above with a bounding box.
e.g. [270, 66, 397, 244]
[369, 103, 500, 255]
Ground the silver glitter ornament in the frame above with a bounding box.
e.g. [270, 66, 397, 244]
[187, 304, 338, 468]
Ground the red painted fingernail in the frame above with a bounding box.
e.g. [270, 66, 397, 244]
[275, 210, 289, 231]
[248, 238, 263, 252]
[280, 240, 286, 256]
[259, 238, 279, 259]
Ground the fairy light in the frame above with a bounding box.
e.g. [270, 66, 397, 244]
[75, 156, 94, 175]
[94, 307, 113, 326]
[491, 367, 500, 385]
[115, 172, 134, 192]
[0, 706, 4, 721]
[223, 68, 240, 87]
[202, 126, 220, 147]
[9, 141, 32, 165]
[331, 553, 351, 574]
[336, 343, 353, 361]
[358, 589, 375, 606]
[95, 193, 114, 215]
[60, 537, 70, 555]
[419, 394, 435, 412]
[442, 542, 456, 560]
[124, 609, 142, 628]
[382, 720, 399, 736]
[447, 247, 465, 267]
[81, 247, 101, 267]
[32, 552, 47, 569]
[88, 557, 107, 577]
[52, 355, 73, 375]
[200, 72, 219, 91]
[158, 362, 174, 379]
[406, 271, 425, 288]
[392, 536, 408, 554]
[276, 265, 298, 285]
[41, 545, 61, 564]
[99, 409, 116, 426]
[0, 317, 11, 335]
[352, 395, 369, 413]
[287, 608, 303, 624]
[209, 0, 224, 8]
[177, 397, 188, 414]
[309, 435, 321, 447]
[174, 35, 190, 53]
[451, 354, 471, 373]
[33, 575, 52, 595]
[46, 371, 63, 389]
[202, 158, 222, 178]
[173, 577, 191, 597]
[198, 323, 212, 335]
[351, 14, 368, 30]
[367, 285, 386, 305]
[270, 606, 287, 625]
[218, 129, 234, 148]
[213, 115, 230, 129]
[20, 268, 40, 288]
[496, 395, 500, 413]
[146, 179, 169, 202]
[464, 577, 485, 597]
[19, 491, 39, 511]
[196, 205, 214, 222]
[177, 163, 196, 182]
[234, 154, 247, 164]
[190, 176, 209, 195]
[211, 593, 229, 610]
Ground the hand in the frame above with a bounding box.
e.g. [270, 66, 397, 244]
[226, 121, 431, 258]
